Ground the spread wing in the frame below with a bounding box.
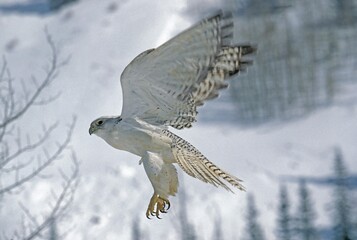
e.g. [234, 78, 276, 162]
[120, 11, 256, 129]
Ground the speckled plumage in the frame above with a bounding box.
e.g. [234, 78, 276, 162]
[162, 129, 245, 191]
[89, 11, 255, 218]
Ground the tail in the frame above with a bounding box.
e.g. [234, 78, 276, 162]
[163, 130, 245, 192]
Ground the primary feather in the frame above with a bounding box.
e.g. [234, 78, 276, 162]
[120, 12, 256, 129]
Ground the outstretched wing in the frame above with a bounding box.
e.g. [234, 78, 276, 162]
[120, 11, 255, 129]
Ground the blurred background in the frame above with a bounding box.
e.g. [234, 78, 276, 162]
[0, 0, 356, 239]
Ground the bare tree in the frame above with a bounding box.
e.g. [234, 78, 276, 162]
[0, 31, 79, 240]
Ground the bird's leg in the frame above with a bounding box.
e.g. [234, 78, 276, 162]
[146, 194, 158, 218]
[146, 193, 171, 219]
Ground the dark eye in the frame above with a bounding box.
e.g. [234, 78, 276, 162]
[97, 120, 103, 125]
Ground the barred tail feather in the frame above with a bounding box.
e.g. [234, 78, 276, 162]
[164, 130, 245, 192]
[202, 159, 245, 191]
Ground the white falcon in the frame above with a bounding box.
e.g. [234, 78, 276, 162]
[89, 11, 256, 218]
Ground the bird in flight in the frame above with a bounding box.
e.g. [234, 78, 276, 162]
[89, 11, 256, 219]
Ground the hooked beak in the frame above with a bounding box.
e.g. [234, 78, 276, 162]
[89, 126, 95, 135]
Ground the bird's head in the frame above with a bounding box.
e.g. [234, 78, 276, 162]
[89, 116, 122, 136]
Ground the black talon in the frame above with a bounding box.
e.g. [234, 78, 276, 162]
[156, 211, 161, 219]
[166, 201, 171, 210]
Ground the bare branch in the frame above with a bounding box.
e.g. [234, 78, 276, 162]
[33, 92, 62, 106]
[0, 119, 76, 195]
[1, 31, 77, 240]
[22, 154, 79, 240]
[19, 203, 42, 237]
[1, 156, 34, 173]
[0, 30, 64, 129]
[0, 122, 58, 169]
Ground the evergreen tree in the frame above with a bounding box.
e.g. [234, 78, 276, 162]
[131, 216, 142, 240]
[276, 185, 292, 240]
[243, 194, 265, 240]
[178, 180, 197, 240]
[331, 147, 354, 240]
[295, 179, 318, 240]
[212, 207, 224, 240]
[49, 0, 78, 11]
[334, 0, 356, 25]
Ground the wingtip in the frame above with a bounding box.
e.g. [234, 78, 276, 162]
[240, 44, 258, 55]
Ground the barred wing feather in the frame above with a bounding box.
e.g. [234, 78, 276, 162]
[120, 12, 256, 129]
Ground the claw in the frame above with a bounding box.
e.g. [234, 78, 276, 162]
[166, 201, 171, 210]
[145, 193, 171, 219]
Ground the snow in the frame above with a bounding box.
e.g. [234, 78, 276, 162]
[1, 0, 356, 239]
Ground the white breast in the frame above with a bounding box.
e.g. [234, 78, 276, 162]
[97, 118, 174, 161]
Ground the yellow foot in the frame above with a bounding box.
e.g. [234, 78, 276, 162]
[146, 194, 170, 219]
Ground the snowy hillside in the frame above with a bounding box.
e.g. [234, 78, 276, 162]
[1, 0, 356, 239]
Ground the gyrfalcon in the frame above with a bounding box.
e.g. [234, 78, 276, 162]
[89, 11, 256, 218]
